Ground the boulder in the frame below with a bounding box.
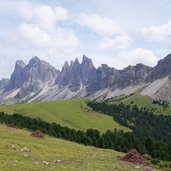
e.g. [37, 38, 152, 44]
[54, 159, 61, 164]
[30, 130, 44, 138]
[7, 123, 16, 128]
[42, 161, 49, 165]
[121, 149, 147, 165]
[20, 147, 30, 152]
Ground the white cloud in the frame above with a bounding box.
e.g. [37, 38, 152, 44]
[116, 48, 158, 69]
[99, 34, 132, 50]
[16, 23, 79, 55]
[18, 23, 51, 47]
[142, 21, 171, 44]
[0, 1, 81, 78]
[20, 1, 68, 31]
[14, 1, 79, 58]
[78, 13, 132, 50]
[78, 13, 121, 36]
[0, 1, 165, 79]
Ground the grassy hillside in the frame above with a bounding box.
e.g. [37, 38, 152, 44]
[108, 94, 171, 115]
[0, 124, 162, 171]
[0, 100, 130, 133]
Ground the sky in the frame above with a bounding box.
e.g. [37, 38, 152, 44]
[1, 0, 171, 78]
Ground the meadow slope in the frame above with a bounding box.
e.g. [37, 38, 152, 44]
[108, 94, 171, 116]
[0, 100, 130, 132]
[0, 124, 163, 171]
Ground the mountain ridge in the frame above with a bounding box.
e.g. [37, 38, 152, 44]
[0, 54, 171, 104]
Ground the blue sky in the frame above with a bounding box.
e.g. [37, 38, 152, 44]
[0, 0, 171, 78]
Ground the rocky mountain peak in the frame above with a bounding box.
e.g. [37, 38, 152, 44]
[70, 60, 73, 66]
[134, 63, 151, 73]
[82, 55, 95, 68]
[101, 64, 109, 68]
[82, 54, 89, 62]
[155, 54, 171, 69]
[80, 55, 96, 85]
[89, 64, 116, 91]
[15, 60, 26, 69]
[114, 63, 152, 89]
[1, 53, 171, 104]
[135, 63, 146, 68]
[56, 55, 97, 90]
[26, 57, 58, 83]
[71, 58, 80, 68]
[74, 58, 79, 64]
[147, 54, 171, 81]
[6, 56, 58, 93]
[5, 60, 26, 90]
[29, 56, 41, 65]
[63, 61, 69, 70]
[158, 53, 171, 64]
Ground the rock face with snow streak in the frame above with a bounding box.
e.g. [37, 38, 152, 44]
[0, 54, 171, 104]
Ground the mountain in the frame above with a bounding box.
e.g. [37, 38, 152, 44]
[0, 56, 59, 104]
[0, 54, 171, 104]
[56, 55, 97, 91]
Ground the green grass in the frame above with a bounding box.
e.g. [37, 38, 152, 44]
[0, 100, 130, 133]
[0, 124, 163, 171]
[108, 94, 171, 115]
[122, 94, 152, 107]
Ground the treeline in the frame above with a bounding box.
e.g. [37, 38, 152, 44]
[0, 112, 136, 150]
[88, 101, 171, 161]
[0, 112, 146, 153]
[152, 100, 169, 108]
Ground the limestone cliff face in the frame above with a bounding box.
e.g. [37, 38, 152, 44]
[147, 54, 171, 81]
[6, 60, 26, 90]
[56, 55, 96, 91]
[1, 54, 171, 104]
[1, 56, 59, 103]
